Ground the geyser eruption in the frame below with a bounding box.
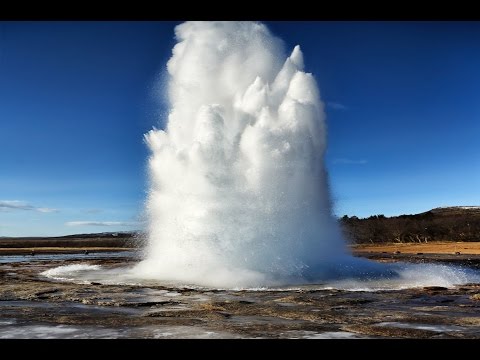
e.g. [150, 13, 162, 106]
[133, 21, 358, 287]
[40, 21, 480, 291]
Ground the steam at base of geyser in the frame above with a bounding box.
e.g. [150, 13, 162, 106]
[41, 21, 480, 291]
[42, 261, 480, 292]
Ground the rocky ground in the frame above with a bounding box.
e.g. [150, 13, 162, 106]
[0, 251, 479, 338]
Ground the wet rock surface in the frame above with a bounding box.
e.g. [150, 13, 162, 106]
[0, 253, 479, 338]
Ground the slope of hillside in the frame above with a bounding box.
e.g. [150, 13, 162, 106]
[0, 232, 137, 249]
[341, 206, 480, 244]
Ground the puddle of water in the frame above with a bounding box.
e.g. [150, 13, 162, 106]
[0, 320, 240, 339]
[304, 331, 370, 339]
[285, 330, 371, 339]
[0, 300, 141, 315]
[39, 259, 480, 293]
[148, 326, 241, 339]
[0, 251, 138, 264]
[126, 288, 183, 305]
[376, 322, 465, 332]
[0, 323, 125, 339]
[0, 320, 16, 326]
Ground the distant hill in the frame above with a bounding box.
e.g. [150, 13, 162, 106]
[0, 232, 139, 249]
[430, 206, 480, 215]
[55, 231, 138, 239]
[340, 206, 480, 244]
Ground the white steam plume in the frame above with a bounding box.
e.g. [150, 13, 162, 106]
[134, 21, 362, 287]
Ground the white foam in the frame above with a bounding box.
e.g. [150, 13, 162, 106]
[323, 263, 480, 291]
[41, 264, 102, 283]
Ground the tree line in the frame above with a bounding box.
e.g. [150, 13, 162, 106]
[339, 207, 480, 244]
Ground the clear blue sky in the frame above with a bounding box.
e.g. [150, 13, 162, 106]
[1, 21, 479, 237]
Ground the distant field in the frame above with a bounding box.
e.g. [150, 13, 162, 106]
[351, 241, 480, 255]
[0, 234, 137, 254]
[0, 247, 137, 255]
[2, 234, 480, 256]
